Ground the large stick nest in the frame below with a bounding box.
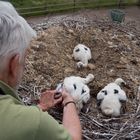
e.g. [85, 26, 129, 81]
[19, 14, 140, 139]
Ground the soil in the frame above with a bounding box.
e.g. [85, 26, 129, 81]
[26, 6, 140, 30]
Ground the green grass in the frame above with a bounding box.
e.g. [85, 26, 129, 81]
[9, 0, 138, 16]
[10, 0, 138, 8]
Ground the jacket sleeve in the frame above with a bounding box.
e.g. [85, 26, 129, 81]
[35, 111, 72, 140]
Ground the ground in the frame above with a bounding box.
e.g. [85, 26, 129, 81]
[26, 6, 140, 30]
[19, 7, 140, 139]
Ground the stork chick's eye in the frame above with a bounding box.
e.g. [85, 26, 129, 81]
[75, 48, 80, 52]
[84, 47, 88, 51]
[81, 89, 86, 94]
[102, 90, 107, 95]
[114, 89, 119, 94]
[73, 84, 77, 90]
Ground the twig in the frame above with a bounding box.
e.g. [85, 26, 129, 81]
[80, 112, 105, 128]
[83, 135, 93, 140]
[92, 131, 114, 137]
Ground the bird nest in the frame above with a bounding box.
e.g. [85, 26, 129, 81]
[19, 15, 140, 139]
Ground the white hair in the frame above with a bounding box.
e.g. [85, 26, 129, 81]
[0, 1, 36, 70]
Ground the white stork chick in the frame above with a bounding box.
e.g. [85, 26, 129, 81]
[73, 44, 92, 68]
[97, 78, 127, 117]
[63, 74, 94, 111]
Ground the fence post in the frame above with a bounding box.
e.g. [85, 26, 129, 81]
[118, 0, 124, 8]
[45, 1, 48, 14]
[118, 0, 122, 7]
[73, 0, 76, 12]
[138, 0, 140, 6]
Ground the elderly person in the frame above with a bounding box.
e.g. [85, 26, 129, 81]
[0, 1, 81, 140]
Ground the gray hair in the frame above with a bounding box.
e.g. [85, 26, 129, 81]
[0, 1, 36, 70]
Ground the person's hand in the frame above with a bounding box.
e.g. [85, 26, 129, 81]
[38, 90, 63, 111]
[61, 89, 74, 106]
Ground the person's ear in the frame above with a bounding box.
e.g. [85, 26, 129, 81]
[9, 54, 20, 78]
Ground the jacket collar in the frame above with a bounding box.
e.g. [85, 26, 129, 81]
[0, 80, 21, 101]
